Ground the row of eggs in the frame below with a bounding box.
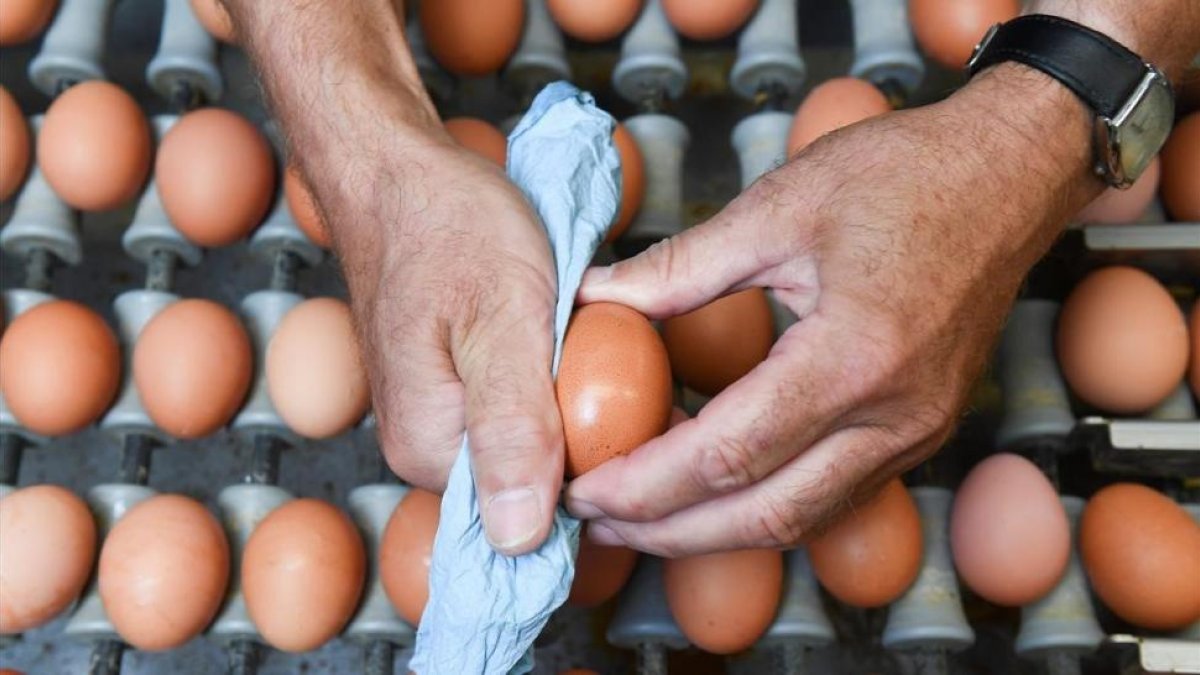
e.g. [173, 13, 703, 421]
[3, 453, 1198, 660]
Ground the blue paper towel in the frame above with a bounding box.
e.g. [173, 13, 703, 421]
[409, 82, 622, 675]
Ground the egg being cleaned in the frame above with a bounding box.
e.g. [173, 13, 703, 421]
[950, 453, 1069, 606]
[556, 302, 673, 477]
[242, 499, 366, 652]
[0, 485, 96, 634]
[133, 299, 253, 439]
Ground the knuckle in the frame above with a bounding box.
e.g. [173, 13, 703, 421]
[693, 432, 768, 495]
[612, 488, 659, 522]
[749, 491, 807, 548]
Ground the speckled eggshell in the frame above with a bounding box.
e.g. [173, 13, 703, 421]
[556, 302, 673, 477]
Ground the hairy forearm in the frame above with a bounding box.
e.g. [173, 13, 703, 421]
[942, 0, 1200, 267]
[219, 1, 447, 254]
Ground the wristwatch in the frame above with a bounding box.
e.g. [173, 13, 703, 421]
[967, 14, 1175, 189]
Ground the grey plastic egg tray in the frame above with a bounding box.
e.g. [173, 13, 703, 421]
[2, 1, 1199, 674]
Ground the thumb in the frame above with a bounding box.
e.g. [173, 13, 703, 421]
[579, 202, 770, 318]
[455, 295, 564, 556]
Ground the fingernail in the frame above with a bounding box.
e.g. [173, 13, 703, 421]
[484, 488, 542, 552]
[566, 496, 604, 520]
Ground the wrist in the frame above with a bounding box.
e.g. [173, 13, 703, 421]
[1025, 1, 1200, 82]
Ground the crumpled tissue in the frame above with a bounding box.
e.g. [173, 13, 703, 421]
[409, 81, 622, 675]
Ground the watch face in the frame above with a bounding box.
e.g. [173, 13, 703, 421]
[1115, 73, 1175, 183]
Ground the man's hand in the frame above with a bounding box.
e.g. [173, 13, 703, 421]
[564, 64, 1100, 557]
[339, 140, 564, 556]
[223, 0, 562, 555]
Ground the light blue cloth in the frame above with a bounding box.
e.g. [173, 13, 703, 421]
[409, 82, 622, 675]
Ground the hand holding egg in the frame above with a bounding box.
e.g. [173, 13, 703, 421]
[565, 67, 1099, 556]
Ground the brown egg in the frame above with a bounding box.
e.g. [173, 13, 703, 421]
[661, 288, 773, 397]
[133, 299, 253, 439]
[38, 81, 151, 211]
[663, 549, 782, 654]
[0, 0, 57, 45]
[189, 0, 234, 43]
[99, 494, 229, 651]
[909, 0, 1021, 69]
[419, 0, 524, 76]
[380, 488, 441, 626]
[950, 454, 1069, 606]
[661, 0, 758, 40]
[156, 108, 276, 247]
[444, 117, 507, 166]
[242, 499, 366, 652]
[787, 77, 891, 155]
[608, 123, 645, 243]
[0, 86, 30, 201]
[1080, 483, 1200, 630]
[284, 166, 330, 248]
[808, 479, 922, 608]
[0, 485, 95, 634]
[547, 0, 641, 42]
[557, 302, 673, 477]
[1057, 266, 1189, 413]
[1075, 157, 1160, 224]
[1161, 112, 1200, 221]
[1190, 302, 1200, 397]
[568, 528, 638, 607]
[0, 300, 120, 436]
[266, 297, 370, 439]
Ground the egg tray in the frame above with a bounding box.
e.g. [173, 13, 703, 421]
[3, 1, 1200, 674]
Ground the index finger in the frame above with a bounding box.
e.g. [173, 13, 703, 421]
[564, 314, 856, 524]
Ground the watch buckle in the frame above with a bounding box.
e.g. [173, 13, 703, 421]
[966, 24, 1000, 73]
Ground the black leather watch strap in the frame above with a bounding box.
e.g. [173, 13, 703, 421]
[967, 14, 1146, 119]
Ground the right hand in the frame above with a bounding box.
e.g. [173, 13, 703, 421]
[314, 135, 563, 556]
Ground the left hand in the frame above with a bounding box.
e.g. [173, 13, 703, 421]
[563, 64, 1098, 557]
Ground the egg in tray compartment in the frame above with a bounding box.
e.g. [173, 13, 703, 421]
[2, 0, 1200, 674]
